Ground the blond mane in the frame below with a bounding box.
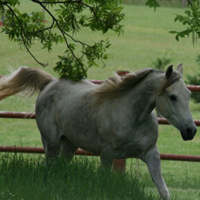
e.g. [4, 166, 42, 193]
[93, 68, 182, 105]
[93, 68, 154, 105]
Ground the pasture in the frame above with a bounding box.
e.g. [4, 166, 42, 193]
[0, 2, 200, 200]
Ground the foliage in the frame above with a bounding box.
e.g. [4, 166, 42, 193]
[187, 73, 200, 103]
[0, 0, 124, 80]
[146, 0, 200, 43]
[186, 54, 200, 103]
[169, 0, 200, 42]
[146, 0, 160, 11]
[123, 0, 183, 7]
[151, 51, 172, 70]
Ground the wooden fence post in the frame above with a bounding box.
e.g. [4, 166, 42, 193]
[113, 159, 126, 173]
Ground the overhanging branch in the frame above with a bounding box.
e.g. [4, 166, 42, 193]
[3, 3, 48, 67]
[32, 0, 86, 72]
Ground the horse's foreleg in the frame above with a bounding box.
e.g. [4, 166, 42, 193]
[100, 147, 114, 170]
[140, 145, 170, 200]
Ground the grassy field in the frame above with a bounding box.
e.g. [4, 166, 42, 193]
[0, 154, 160, 200]
[0, 2, 200, 200]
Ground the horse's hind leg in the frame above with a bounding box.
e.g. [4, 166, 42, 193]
[36, 117, 62, 161]
[37, 115, 77, 162]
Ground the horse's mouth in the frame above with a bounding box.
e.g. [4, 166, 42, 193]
[180, 127, 197, 141]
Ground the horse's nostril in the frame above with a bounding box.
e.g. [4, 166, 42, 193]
[181, 127, 196, 141]
[186, 128, 193, 136]
[186, 127, 196, 137]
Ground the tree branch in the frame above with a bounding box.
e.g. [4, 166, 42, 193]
[33, 0, 93, 10]
[32, 0, 103, 30]
[4, 3, 48, 67]
[31, 0, 86, 73]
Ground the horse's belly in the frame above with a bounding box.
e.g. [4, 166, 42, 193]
[113, 144, 144, 159]
[64, 129, 102, 154]
[77, 139, 102, 154]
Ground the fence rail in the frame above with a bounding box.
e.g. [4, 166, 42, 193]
[1, 111, 200, 126]
[0, 146, 200, 162]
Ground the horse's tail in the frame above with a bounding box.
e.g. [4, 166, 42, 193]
[0, 66, 55, 101]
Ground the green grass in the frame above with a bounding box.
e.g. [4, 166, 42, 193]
[0, 154, 158, 200]
[0, 2, 200, 200]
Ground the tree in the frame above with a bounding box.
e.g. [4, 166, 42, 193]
[1, 0, 200, 80]
[0, 0, 124, 80]
[146, 0, 200, 43]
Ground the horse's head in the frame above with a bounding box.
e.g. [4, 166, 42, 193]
[156, 64, 197, 141]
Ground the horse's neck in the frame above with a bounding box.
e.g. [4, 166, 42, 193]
[128, 72, 164, 123]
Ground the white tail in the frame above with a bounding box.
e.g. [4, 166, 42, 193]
[0, 67, 55, 101]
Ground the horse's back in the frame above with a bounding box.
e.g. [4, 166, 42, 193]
[36, 78, 96, 117]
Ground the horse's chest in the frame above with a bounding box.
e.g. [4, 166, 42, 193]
[113, 133, 157, 158]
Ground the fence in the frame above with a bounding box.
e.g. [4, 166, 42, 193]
[0, 75, 200, 172]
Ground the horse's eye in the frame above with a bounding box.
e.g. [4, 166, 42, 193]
[169, 94, 177, 101]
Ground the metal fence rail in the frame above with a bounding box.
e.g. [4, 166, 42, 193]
[0, 146, 200, 162]
[1, 111, 200, 126]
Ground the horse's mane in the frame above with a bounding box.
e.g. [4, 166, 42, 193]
[93, 68, 154, 105]
[93, 68, 182, 105]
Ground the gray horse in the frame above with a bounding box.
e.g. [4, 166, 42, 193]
[0, 64, 196, 200]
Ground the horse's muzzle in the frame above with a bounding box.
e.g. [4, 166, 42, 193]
[181, 126, 197, 141]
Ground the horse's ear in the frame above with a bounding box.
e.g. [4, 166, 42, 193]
[166, 65, 173, 80]
[177, 63, 183, 75]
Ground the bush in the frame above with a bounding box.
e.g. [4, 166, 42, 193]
[186, 54, 200, 103]
[186, 73, 200, 103]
